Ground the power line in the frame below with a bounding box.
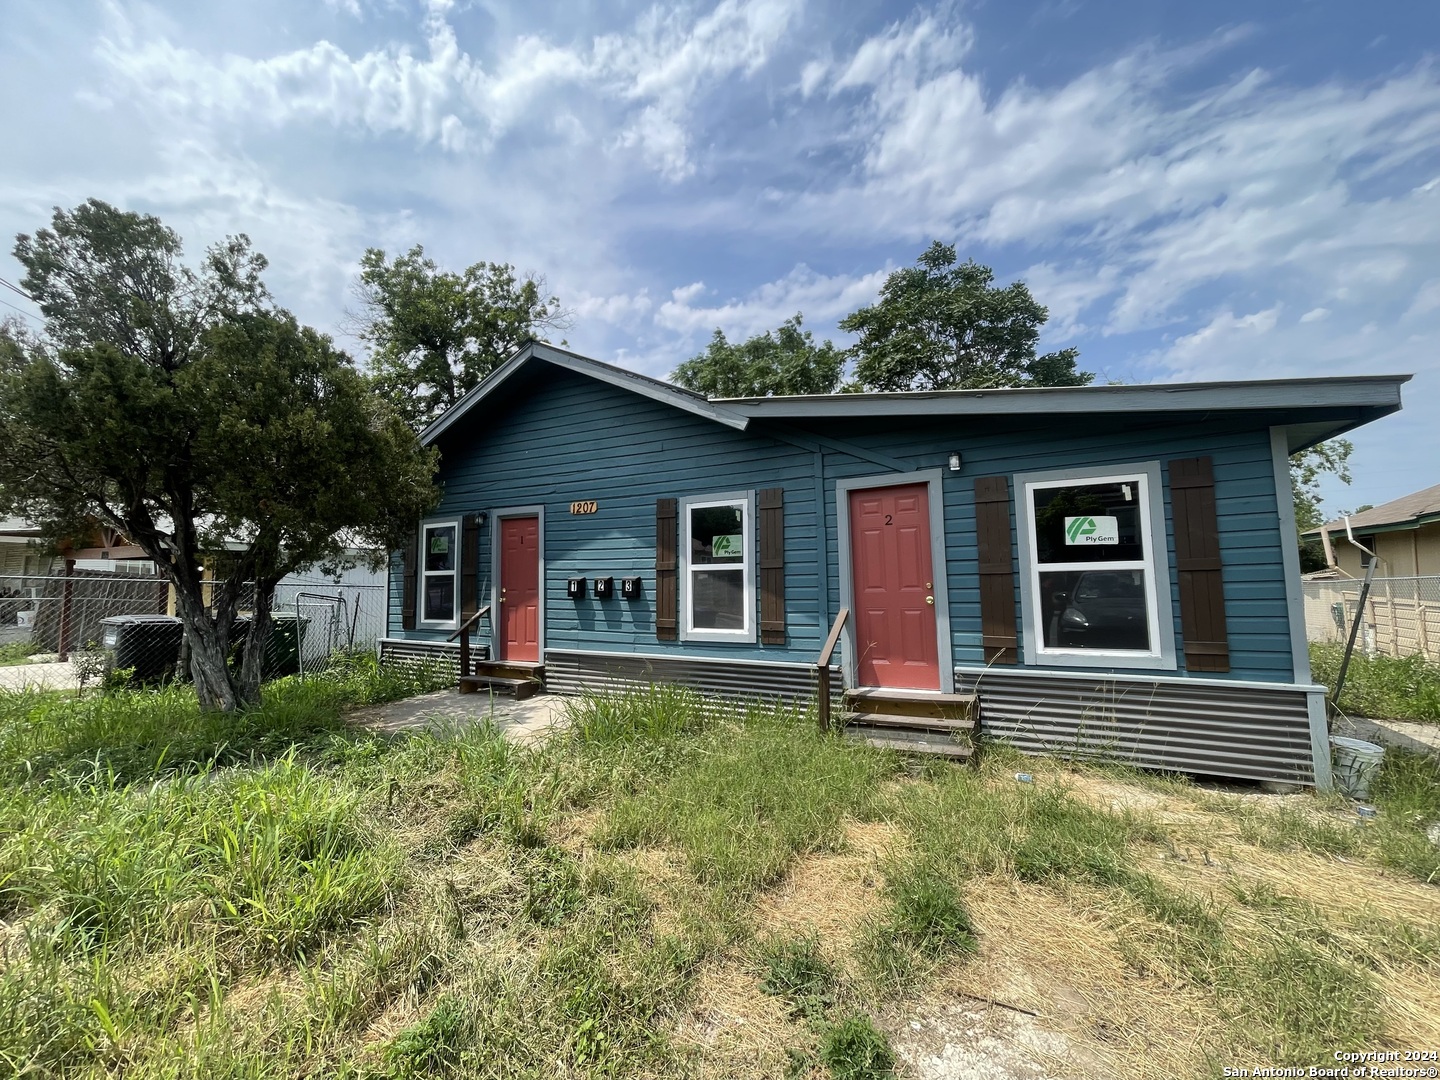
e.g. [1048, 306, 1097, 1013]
[0, 294, 42, 325]
[0, 275, 36, 302]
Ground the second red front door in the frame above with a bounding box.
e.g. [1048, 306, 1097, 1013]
[499, 516, 540, 662]
[848, 483, 941, 690]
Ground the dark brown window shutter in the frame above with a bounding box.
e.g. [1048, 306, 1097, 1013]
[656, 498, 678, 640]
[460, 514, 481, 621]
[975, 476, 1018, 664]
[400, 532, 418, 630]
[1169, 456, 1230, 673]
[758, 487, 785, 644]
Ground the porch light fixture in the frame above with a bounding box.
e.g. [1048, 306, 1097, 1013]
[948, 452, 962, 472]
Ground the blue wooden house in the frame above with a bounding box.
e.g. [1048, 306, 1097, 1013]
[382, 341, 1408, 789]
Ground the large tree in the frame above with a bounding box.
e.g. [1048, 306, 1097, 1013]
[351, 245, 570, 428]
[842, 242, 1092, 391]
[671, 314, 844, 398]
[1290, 439, 1353, 535]
[0, 200, 437, 711]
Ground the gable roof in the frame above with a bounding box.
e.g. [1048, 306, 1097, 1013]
[421, 341, 1409, 454]
[420, 341, 751, 444]
[1310, 482, 1440, 537]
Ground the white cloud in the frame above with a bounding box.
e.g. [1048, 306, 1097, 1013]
[1402, 279, 1440, 320]
[93, 0, 801, 179]
[654, 263, 888, 339]
[1300, 307, 1330, 323]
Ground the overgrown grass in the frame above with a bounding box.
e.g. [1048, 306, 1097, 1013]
[1209, 748, 1440, 884]
[1311, 642, 1440, 721]
[598, 702, 898, 895]
[0, 652, 451, 784]
[1, 674, 1435, 1077]
[0, 639, 41, 666]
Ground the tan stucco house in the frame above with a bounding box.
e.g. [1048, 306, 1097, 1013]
[1308, 482, 1440, 578]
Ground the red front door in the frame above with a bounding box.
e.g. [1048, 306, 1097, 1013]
[499, 516, 540, 662]
[849, 483, 940, 690]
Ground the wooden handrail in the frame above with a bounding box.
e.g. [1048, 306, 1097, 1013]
[814, 607, 849, 733]
[817, 607, 849, 669]
[446, 605, 491, 642]
[447, 605, 491, 682]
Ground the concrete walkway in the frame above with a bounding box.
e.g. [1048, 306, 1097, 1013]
[348, 688, 570, 745]
[1331, 712, 1440, 757]
[0, 660, 80, 692]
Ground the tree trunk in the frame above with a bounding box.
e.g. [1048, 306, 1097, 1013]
[172, 581, 241, 712]
[237, 580, 277, 706]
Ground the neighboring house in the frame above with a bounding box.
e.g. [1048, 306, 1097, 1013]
[1307, 483, 1440, 578]
[381, 342, 1408, 789]
[0, 518, 60, 579]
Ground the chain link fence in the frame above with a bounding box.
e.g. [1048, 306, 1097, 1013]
[0, 570, 387, 688]
[1302, 575, 1440, 662]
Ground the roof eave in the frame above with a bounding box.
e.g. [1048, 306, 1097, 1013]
[720, 374, 1411, 420]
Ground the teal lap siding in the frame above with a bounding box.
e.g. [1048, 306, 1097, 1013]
[390, 368, 1297, 685]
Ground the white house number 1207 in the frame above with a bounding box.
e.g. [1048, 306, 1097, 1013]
[570, 501, 598, 515]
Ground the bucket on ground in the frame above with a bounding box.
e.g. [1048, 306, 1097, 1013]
[1330, 735, 1385, 800]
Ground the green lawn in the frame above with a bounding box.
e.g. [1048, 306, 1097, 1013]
[1, 668, 1437, 1077]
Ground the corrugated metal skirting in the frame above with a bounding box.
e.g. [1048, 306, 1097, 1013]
[544, 649, 833, 703]
[377, 637, 485, 676]
[956, 668, 1316, 784]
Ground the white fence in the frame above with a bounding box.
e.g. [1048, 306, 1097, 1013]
[1302, 575, 1440, 662]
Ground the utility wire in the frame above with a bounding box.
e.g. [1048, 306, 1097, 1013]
[0, 275, 36, 302]
[0, 294, 42, 325]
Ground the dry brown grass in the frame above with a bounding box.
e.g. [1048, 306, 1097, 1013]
[670, 955, 815, 1079]
[755, 821, 906, 965]
[926, 878, 1225, 1079]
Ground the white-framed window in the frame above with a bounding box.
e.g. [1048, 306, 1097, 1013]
[419, 519, 461, 628]
[680, 491, 754, 642]
[1015, 463, 1176, 670]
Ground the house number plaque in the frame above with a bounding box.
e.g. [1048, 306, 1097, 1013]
[570, 500, 599, 515]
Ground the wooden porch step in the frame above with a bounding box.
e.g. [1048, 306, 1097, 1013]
[844, 727, 974, 759]
[458, 675, 539, 700]
[843, 687, 977, 720]
[470, 660, 545, 682]
[844, 711, 975, 732]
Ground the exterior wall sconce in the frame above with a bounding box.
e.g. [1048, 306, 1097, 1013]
[475, 511, 488, 527]
[948, 452, 963, 472]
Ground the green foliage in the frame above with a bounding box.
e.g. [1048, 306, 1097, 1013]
[353, 245, 570, 429]
[385, 996, 471, 1078]
[0, 640, 41, 666]
[841, 241, 1091, 391]
[864, 856, 977, 985]
[1310, 642, 1440, 722]
[1, 200, 438, 711]
[818, 1015, 896, 1080]
[1289, 438, 1353, 536]
[671, 314, 844, 398]
[758, 934, 836, 1020]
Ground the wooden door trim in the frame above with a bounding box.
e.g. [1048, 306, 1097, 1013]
[835, 469, 954, 694]
[490, 505, 545, 662]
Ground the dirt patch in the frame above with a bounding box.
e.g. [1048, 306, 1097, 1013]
[670, 955, 812, 1079]
[754, 822, 905, 959]
[900, 878, 1225, 1078]
[889, 999, 1084, 1080]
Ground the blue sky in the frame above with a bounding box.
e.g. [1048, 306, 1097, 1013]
[2, 1, 1438, 515]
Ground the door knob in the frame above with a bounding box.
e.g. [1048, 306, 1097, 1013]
[925, 596, 934, 605]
